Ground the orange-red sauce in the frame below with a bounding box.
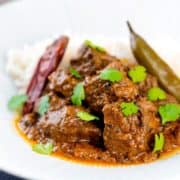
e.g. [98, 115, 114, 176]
[14, 114, 180, 166]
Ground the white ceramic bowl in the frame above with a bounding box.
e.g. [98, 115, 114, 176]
[0, 0, 179, 179]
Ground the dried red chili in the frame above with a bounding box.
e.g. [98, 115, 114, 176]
[23, 36, 69, 114]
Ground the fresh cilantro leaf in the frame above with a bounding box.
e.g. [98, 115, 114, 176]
[147, 87, 166, 101]
[121, 102, 139, 116]
[71, 83, 85, 106]
[38, 95, 50, 116]
[99, 68, 123, 82]
[70, 67, 81, 78]
[32, 142, 53, 155]
[128, 65, 147, 83]
[153, 133, 165, 152]
[8, 94, 28, 111]
[84, 40, 106, 53]
[158, 103, 180, 125]
[77, 111, 99, 121]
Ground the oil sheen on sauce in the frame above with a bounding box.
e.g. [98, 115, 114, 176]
[14, 114, 180, 167]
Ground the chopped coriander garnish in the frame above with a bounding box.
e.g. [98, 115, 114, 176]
[70, 67, 81, 78]
[147, 87, 166, 101]
[71, 83, 85, 106]
[128, 65, 147, 83]
[8, 94, 28, 111]
[158, 103, 180, 125]
[153, 133, 165, 152]
[77, 111, 99, 121]
[120, 102, 139, 116]
[38, 95, 50, 116]
[32, 142, 53, 155]
[84, 40, 106, 53]
[99, 68, 123, 82]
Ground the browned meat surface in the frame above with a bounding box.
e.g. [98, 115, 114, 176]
[37, 105, 101, 145]
[111, 77, 138, 101]
[84, 75, 116, 112]
[35, 92, 67, 112]
[71, 45, 116, 76]
[21, 98, 101, 145]
[84, 61, 138, 112]
[20, 113, 40, 140]
[19, 43, 180, 165]
[103, 100, 160, 163]
[20, 94, 67, 140]
[163, 122, 180, 152]
[48, 70, 80, 97]
[138, 74, 158, 96]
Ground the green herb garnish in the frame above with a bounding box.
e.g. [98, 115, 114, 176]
[71, 83, 85, 106]
[158, 103, 180, 125]
[8, 94, 28, 111]
[84, 40, 106, 52]
[70, 67, 81, 78]
[121, 102, 139, 116]
[32, 142, 53, 155]
[99, 68, 123, 82]
[128, 65, 147, 83]
[147, 87, 166, 101]
[153, 133, 165, 152]
[38, 95, 50, 116]
[77, 111, 99, 121]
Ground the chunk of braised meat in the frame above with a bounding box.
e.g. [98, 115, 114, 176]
[48, 70, 80, 97]
[84, 75, 116, 112]
[34, 92, 68, 113]
[106, 61, 139, 101]
[103, 98, 160, 163]
[137, 97, 160, 132]
[19, 113, 40, 140]
[138, 74, 158, 96]
[163, 121, 180, 152]
[111, 77, 138, 101]
[70, 45, 116, 76]
[84, 61, 138, 112]
[37, 104, 102, 145]
[20, 93, 67, 141]
[106, 59, 134, 73]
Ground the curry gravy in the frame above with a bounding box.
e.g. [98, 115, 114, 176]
[14, 114, 180, 166]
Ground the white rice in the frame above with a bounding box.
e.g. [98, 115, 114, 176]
[6, 36, 135, 93]
[6, 36, 180, 93]
[6, 38, 53, 93]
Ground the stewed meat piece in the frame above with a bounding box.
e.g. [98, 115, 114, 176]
[20, 93, 68, 141]
[19, 113, 40, 140]
[70, 45, 115, 76]
[84, 61, 138, 112]
[84, 75, 116, 112]
[106, 61, 139, 101]
[48, 70, 80, 97]
[137, 74, 158, 96]
[103, 98, 160, 163]
[37, 104, 101, 145]
[163, 121, 180, 152]
[111, 77, 138, 101]
[20, 94, 102, 145]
